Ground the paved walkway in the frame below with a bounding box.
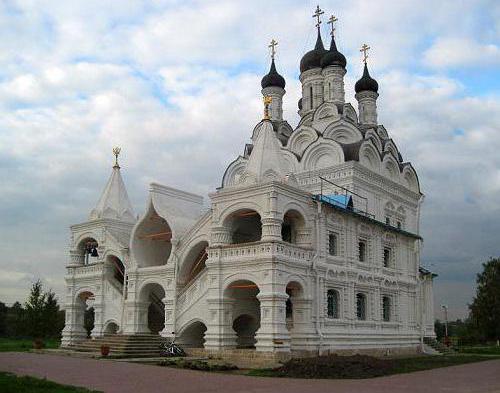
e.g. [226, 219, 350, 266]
[1, 353, 500, 393]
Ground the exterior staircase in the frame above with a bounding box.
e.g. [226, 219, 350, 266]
[67, 334, 166, 358]
[424, 337, 456, 355]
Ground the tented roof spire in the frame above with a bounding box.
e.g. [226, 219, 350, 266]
[89, 148, 135, 222]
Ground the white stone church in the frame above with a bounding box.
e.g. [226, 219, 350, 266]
[61, 8, 436, 359]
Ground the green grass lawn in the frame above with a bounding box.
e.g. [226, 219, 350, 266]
[0, 372, 101, 393]
[247, 354, 500, 379]
[457, 345, 500, 355]
[0, 338, 60, 352]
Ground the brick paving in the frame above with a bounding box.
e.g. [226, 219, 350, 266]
[1, 352, 499, 393]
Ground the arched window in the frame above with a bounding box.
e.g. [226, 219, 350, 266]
[327, 289, 339, 319]
[356, 293, 367, 320]
[382, 296, 391, 322]
[309, 85, 314, 109]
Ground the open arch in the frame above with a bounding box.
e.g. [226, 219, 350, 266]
[223, 209, 262, 244]
[76, 237, 99, 265]
[224, 280, 260, 349]
[103, 320, 119, 335]
[177, 320, 207, 348]
[75, 290, 95, 338]
[132, 205, 172, 267]
[281, 209, 306, 244]
[105, 255, 125, 289]
[178, 241, 209, 289]
[233, 314, 259, 348]
[138, 282, 165, 335]
[285, 281, 304, 329]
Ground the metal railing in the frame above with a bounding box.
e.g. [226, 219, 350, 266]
[317, 176, 374, 219]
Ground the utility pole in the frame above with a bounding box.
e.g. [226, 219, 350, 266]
[441, 304, 449, 345]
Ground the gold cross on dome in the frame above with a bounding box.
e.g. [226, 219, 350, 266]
[268, 39, 278, 60]
[360, 43, 370, 64]
[263, 95, 272, 120]
[327, 15, 338, 37]
[312, 5, 324, 28]
[112, 146, 121, 168]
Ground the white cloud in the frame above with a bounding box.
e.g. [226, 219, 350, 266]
[424, 37, 500, 69]
[0, 0, 499, 321]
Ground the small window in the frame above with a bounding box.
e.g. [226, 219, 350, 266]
[327, 290, 339, 318]
[397, 221, 402, 229]
[383, 247, 391, 268]
[286, 288, 293, 319]
[385, 217, 390, 225]
[328, 233, 337, 256]
[356, 293, 366, 320]
[382, 296, 391, 322]
[358, 241, 366, 262]
[309, 86, 314, 109]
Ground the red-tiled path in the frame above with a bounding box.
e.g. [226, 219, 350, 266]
[1, 353, 500, 393]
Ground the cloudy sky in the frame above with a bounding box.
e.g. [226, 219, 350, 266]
[0, 0, 499, 320]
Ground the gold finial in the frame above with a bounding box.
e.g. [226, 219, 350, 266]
[360, 43, 370, 64]
[263, 95, 272, 120]
[112, 147, 121, 168]
[268, 39, 278, 60]
[312, 5, 324, 29]
[327, 15, 338, 37]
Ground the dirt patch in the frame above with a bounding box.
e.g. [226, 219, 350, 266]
[275, 354, 395, 379]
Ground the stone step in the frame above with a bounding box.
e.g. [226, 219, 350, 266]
[68, 334, 166, 358]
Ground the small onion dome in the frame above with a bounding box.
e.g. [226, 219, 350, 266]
[355, 63, 379, 93]
[300, 30, 327, 73]
[320, 35, 346, 68]
[298, 98, 303, 110]
[261, 59, 286, 89]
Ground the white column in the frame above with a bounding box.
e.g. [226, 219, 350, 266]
[255, 291, 290, 352]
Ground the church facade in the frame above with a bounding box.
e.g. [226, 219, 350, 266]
[61, 9, 436, 357]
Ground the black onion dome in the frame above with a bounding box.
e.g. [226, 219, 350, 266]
[320, 35, 347, 68]
[355, 63, 379, 93]
[300, 30, 327, 73]
[261, 59, 286, 89]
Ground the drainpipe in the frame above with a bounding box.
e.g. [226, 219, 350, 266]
[418, 274, 426, 353]
[171, 239, 179, 341]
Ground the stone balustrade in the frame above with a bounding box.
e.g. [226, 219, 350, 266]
[66, 263, 103, 277]
[208, 241, 313, 264]
[176, 270, 208, 315]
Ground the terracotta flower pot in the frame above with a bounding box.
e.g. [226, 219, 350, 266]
[100, 345, 110, 356]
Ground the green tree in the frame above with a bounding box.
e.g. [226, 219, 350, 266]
[43, 290, 63, 338]
[24, 280, 46, 338]
[7, 301, 25, 337]
[0, 302, 7, 336]
[469, 258, 500, 341]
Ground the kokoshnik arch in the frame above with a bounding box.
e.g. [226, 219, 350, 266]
[61, 6, 436, 359]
